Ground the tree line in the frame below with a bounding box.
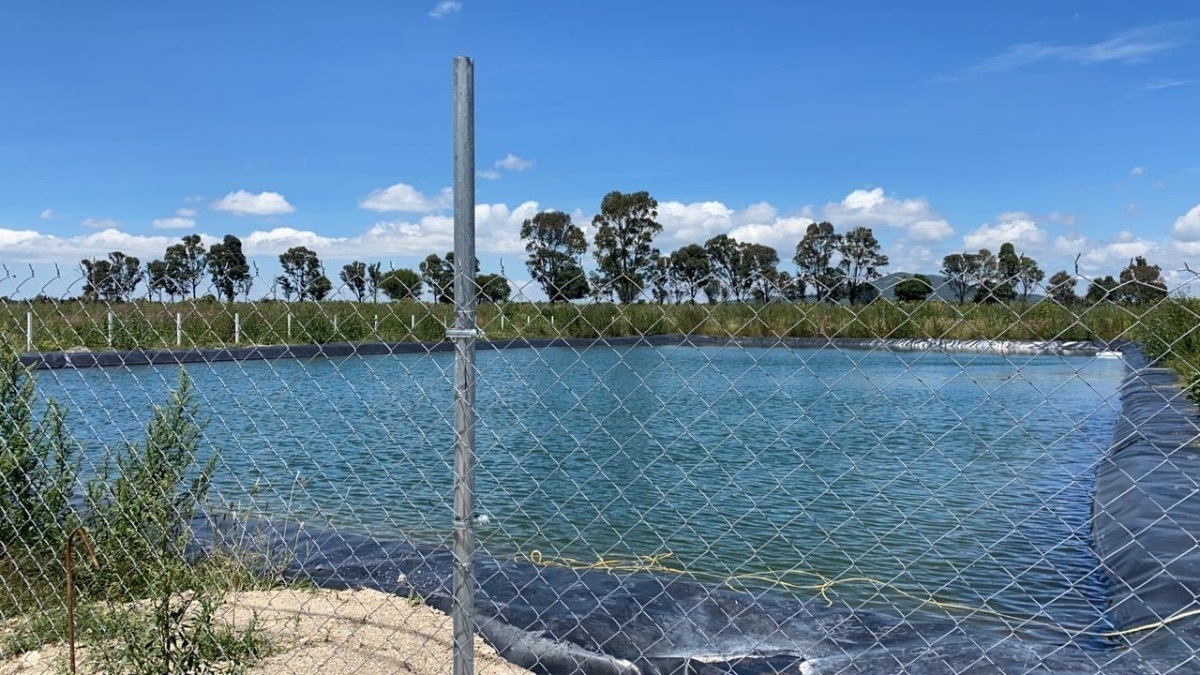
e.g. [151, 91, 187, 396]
[83, 234, 252, 303]
[79, 235, 514, 304]
[517, 189, 1168, 307]
[77, 189, 1169, 307]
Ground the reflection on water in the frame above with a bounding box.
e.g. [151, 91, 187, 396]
[37, 344, 1124, 644]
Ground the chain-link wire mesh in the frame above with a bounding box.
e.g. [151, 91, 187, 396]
[1, 260, 1199, 674]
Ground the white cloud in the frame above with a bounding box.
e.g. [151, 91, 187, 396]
[1054, 234, 1089, 256]
[0, 201, 538, 270]
[1140, 78, 1189, 92]
[734, 201, 778, 226]
[652, 199, 811, 252]
[884, 240, 937, 274]
[1078, 231, 1159, 272]
[1130, 166, 1146, 176]
[238, 201, 536, 259]
[656, 200, 736, 245]
[211, 190, 295, 216]
[176, 208, 198, 217]
[729, 217, 816, 249]
[647, 187, 953, 256]
[481, 154, 536, 180]
[40, 209, 53, 220]
[822, 187, 954, 243]
[152, 217, 196, 230]
[428, 0, 461, 19]
[1047, 211, 1077, 226]
[495, 153, 534, 171]
[974, 24, 1183, 73]
[359, 183, 452, 213]
[962, 211, 1047, 252]
[183, 195, 204, 204]
[1172, 203, 1200, 242]
[0, 228, 208, 264]
[81, 218, 119, 229]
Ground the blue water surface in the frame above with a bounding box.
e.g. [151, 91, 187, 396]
[35, 344, 1125, 644]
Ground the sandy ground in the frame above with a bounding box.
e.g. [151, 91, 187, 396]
[2, 588, 533, 675]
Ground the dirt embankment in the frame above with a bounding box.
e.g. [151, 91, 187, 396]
[2, 588, 532, 675]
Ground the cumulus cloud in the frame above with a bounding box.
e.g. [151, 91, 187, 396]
[0, 228, 204, 264]
[211, 190, 295, 216]
[40, 209, 53, 220]
[480, 154, 535, 180]
[1130, 166, 1146, 176]
[240, 201, 536, 259]
[647, 187, 953, 262]
[81, 218, 119, 229]
[0, 202, 537, 270]
[735, 202, 779, 226]
[822, 188, 954, 243]
[1078, 231, 1159, 272]
[495, 153, 534, 171]
[1173, 204, 1200, 242]
[729, 217, 816, 249]
[962, 211, 1047, 251]
[176, 208, 198, 217]
[359, 183, 452, 213]
[428, 0, 461, 19]
[1054, 234, 1089, 256]
[656, 200, 736, 245]
[152, 217, 196, 230]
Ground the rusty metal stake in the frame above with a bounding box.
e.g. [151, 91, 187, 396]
[66, 526, 100, 675]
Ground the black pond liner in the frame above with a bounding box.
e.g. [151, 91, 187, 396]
[29, 336, 1197, 673]
[1093, 346, 1200, 664]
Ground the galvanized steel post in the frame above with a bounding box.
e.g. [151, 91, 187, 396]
[449, 55, 478, 675]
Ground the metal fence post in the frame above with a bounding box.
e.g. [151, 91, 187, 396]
[107, 311, 113, 348]
[234, 312, 241, 344]
[26, 311, 33, 352]
[176, 312, 182, 347]
[449, 54, 477, 675]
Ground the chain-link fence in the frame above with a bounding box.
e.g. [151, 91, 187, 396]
[1, 259, 1199, 675]
[3, 60, 1200, 675]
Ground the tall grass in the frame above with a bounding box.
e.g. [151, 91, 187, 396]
[0, 298, 1143, 351]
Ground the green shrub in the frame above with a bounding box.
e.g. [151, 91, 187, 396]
[0, 343, 78, 556]
[85, 370, 215, 600]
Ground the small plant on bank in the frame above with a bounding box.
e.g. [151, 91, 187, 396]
[0, 353, 275, 673]
[84, 369, 215, 600]
[0, 341, 78, 559]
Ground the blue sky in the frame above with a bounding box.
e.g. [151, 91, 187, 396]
[0, 2, 1197, 299]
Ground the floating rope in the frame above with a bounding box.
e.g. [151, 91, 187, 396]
[513, 549, 1196, 642]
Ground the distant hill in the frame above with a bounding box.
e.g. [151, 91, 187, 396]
[871, 272, 958, 302]
[870, 272, 1044, 302]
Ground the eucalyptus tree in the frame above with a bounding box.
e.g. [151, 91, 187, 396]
[838, 227, 888, 305]
[592, 190, 662, 303]
[521, 210, 589, 303]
